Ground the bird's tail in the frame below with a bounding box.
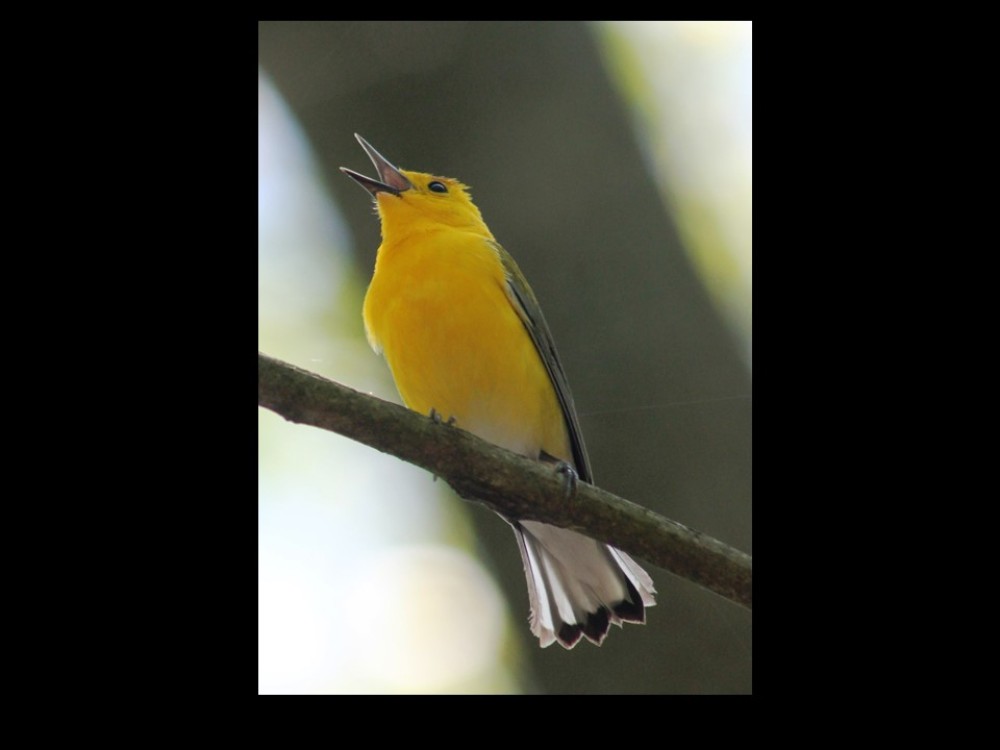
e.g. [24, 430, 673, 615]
[511, 519, 656, 648]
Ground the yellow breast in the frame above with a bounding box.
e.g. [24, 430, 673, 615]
[363, 228, 570, 461]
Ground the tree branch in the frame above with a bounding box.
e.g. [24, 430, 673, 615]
[258, 351, 752, 610]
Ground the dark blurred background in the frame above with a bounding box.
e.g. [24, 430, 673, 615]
[259, 21, 751, 694]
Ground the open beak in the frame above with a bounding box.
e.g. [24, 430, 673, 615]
[340, 134, 413, 197]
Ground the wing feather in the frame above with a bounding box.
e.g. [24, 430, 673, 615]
[491, 239, 593, 482]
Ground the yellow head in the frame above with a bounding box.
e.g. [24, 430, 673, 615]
[341, 135, 492, 242]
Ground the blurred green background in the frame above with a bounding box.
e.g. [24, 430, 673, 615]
[259, 21, 751, 694]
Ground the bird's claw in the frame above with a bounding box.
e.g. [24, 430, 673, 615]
[554, 460, 578, 499]
[539, 450, 579, 498]
[428, 409, 457, 483]
[428, 408, 456, 426]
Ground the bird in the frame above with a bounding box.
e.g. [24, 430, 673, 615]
[341, 134, 655, 648]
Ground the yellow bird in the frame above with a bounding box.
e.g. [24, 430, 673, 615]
[341, 135, 655, 648]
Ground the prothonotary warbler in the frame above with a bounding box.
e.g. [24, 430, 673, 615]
[341, 134, 656, 649]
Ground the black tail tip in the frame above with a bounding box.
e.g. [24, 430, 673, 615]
[558, 607, 616, 648]
[557, 623, 584, 648]
[614, 578, 648, 623]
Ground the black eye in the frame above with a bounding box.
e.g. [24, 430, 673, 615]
[428, 181, 448, 193]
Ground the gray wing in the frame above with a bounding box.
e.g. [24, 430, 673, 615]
[492, 239, 593, 483]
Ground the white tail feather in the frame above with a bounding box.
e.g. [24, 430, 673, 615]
[512, 520, 657, 649]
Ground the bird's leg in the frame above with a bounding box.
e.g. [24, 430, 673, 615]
[428, 407, 457, 426]
[428, 408, 457, 482]
[539, 450, 578, 499]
